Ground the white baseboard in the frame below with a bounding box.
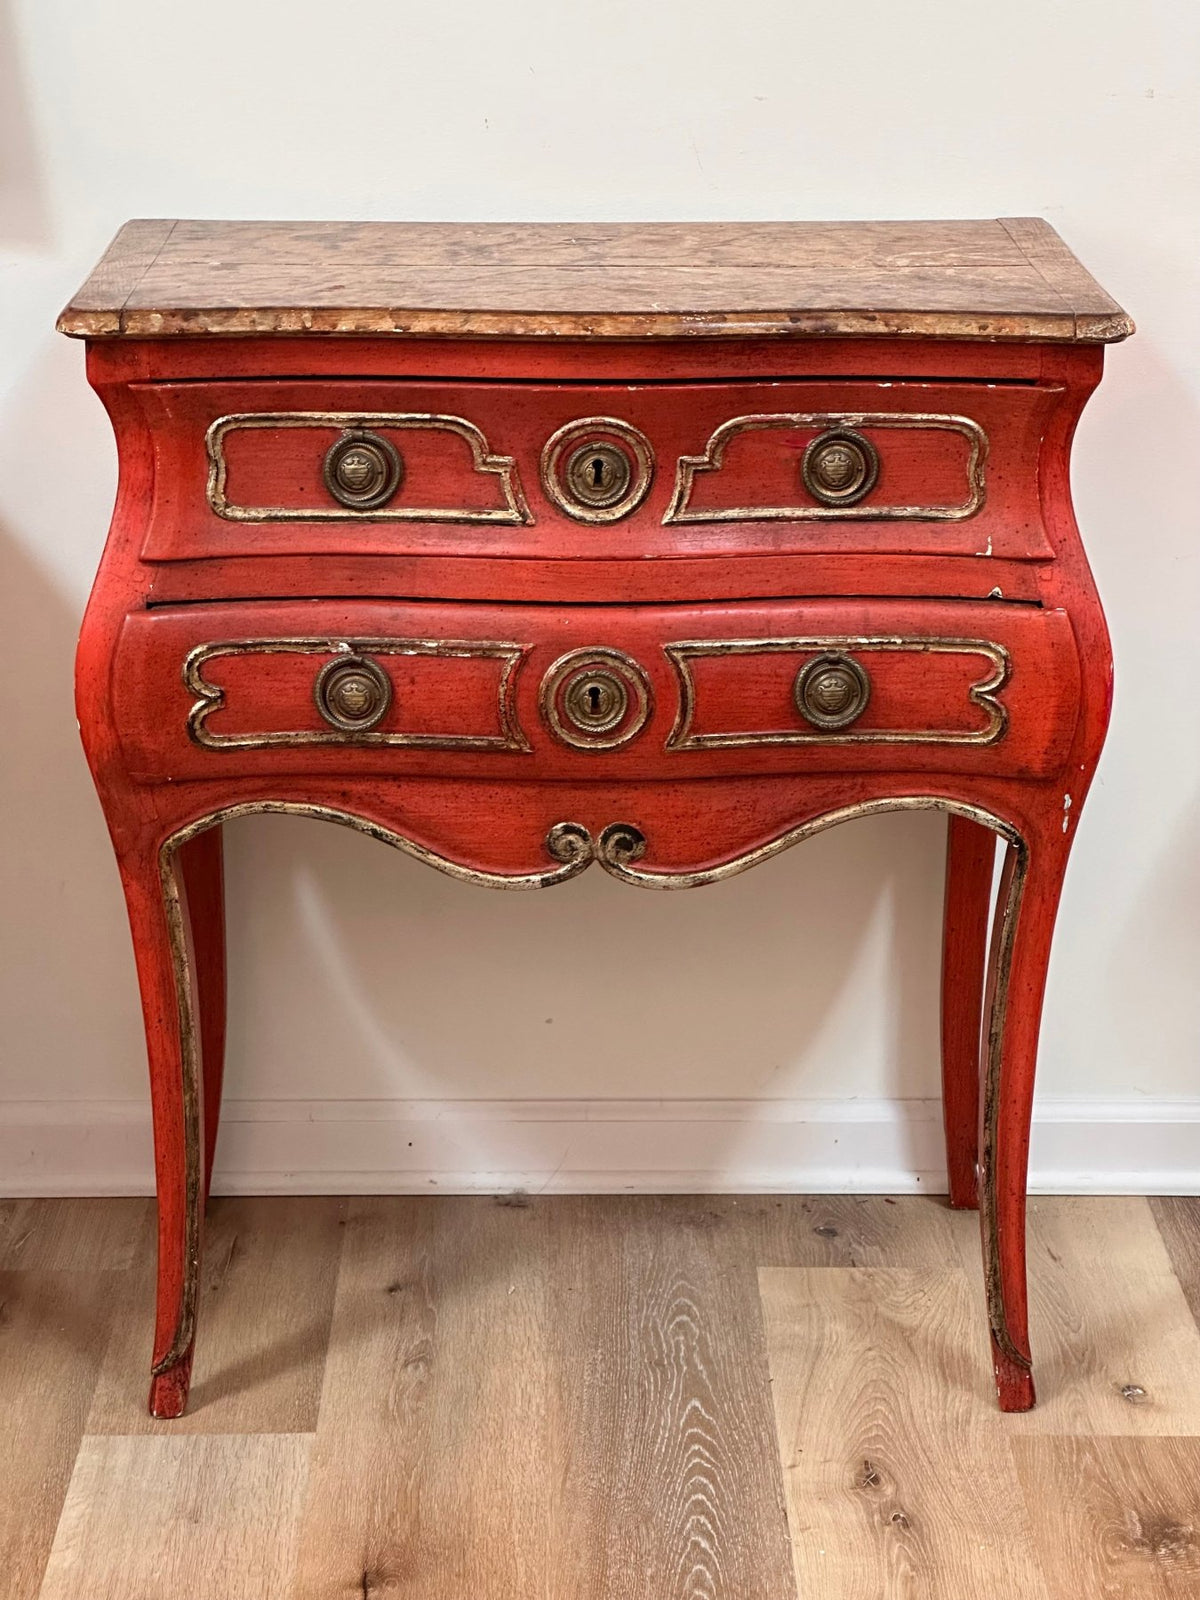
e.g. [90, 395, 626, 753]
[1, 1095, 1198, 1197]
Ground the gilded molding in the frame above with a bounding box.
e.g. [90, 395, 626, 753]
[664, 636, 1010, 750]
[205, 411, 533, 525]
[542, 798, 1020, 888]
[664, 411, 988, 524]
[184, 636, 532, 753]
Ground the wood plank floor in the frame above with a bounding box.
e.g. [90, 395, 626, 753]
[1, 1194, 1198, 1599]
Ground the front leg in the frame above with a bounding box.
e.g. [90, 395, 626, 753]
[114, 830, 206, 1419]
[978, 824, 1072, 1412]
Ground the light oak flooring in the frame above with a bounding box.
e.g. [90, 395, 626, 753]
[2, 1193, 1200, 1598]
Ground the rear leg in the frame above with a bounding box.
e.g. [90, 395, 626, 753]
[177, 824, 226, 1200]
[940, 814, 994, 1209]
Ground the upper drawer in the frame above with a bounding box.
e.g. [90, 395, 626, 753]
[134, 377, 1060, 562]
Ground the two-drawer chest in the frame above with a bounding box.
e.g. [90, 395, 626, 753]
[59, 219, 1131, 1417]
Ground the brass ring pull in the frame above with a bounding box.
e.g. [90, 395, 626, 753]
[314, 655, 393, 732]
[323, 430, 403, 510]
[802, 428, 879, 507]
[794, 653, 871, 730]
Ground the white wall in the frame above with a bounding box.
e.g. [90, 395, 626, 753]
[2, 0, 1198, 1194]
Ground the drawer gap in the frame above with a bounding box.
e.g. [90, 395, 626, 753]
[144, 592, 1045, 612]
[144, 372, 1047, 391]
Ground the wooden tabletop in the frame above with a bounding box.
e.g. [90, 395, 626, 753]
[57, 218, 1132, 343]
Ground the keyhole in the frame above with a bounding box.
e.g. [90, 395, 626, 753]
[590, 456, 607, 488]
[557, 659, 638, 742]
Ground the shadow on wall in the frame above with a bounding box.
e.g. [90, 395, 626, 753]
[223, 805, 948, 1106]
[1052, 328, 1200, 1095]
[0, 521, 145, 1097]
[0, 0, 52, 247]
[1105, 793, 1200, 1083]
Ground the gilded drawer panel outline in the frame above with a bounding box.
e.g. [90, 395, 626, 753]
[663, 635, 1010, 750]
[205, 412, 533, 525]
[184, 636, 533, 751]
[664, 412, 989, 524]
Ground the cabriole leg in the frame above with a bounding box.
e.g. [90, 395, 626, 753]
[978, 827, 1071, 1412]
[940, 814, 995, 1209]
[177, 825, 227, 1201]
[115, 832, 205, 1419]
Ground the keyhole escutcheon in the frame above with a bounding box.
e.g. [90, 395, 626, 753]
[540, 648, 654, 750]
[541, 418, 654, 524]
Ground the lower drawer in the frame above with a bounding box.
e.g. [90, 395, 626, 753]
[112, 597, 1081, 783]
